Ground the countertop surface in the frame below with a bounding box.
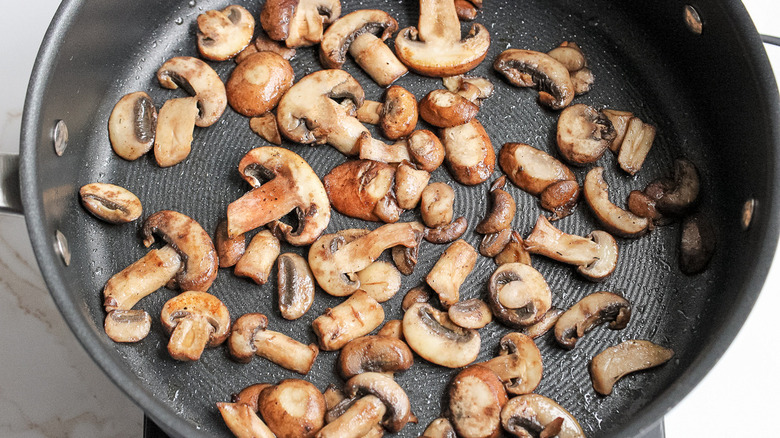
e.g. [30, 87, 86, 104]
[1, 1, 778, 437]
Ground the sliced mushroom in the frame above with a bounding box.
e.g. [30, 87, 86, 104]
[407, 130, 445, 172]
[233, 383, 273, 407]
[454, 0, 478, 21]
[498, 142, 576, 196]
[153, 97, 199, 168]
[419, 89, 479, 128]
[249, 112, 283, 145]
[79, 183, 142, 224]
[524, 215, 619, 281]
[547, 42, 593, 95]
[229, 313, 319, 374]
[424, 216, 468, 244]
[583, 167, 650, 238]
[522, 307, 563, 339]
[493, 49, 574, 110]
[357, 261, 403, 303]
[420, 182, 455, 228]
[227, 147, 331, 246]
[160, 291, 230, 361]
[656, 158, 700, 216]
[237, 33, 298, 63]
[215, 219, 246, 268]
[422, 418, 457, 438]
[602, 109, 634, 153]
[227, 51, 294, 117]
[590, 340, 674, 396]
[556, 104, 616, 165]
[258, 379, 326, 438]
[260, 0, 341, 48]
[617, 117, 657, 175]
[441, 119, 495, 185]
[442, 74, 494, 106]
[339, 335, 413, 378]
[391, 222, 425, 275]
[494, 230, 532, 266]
[402, 286, 431, 311]
[234, 230, 281, 285]
[448, 298, 492, 329]
[320, 9, 407, 86]
[395, 161, 431, 210]
[426, 239, 478, 308]
[108, 91, 157, 160]
[487, 263, 552, 328]
[479, 228, 513, 258]
[540, 180, 581, 221]
[344, 373, 412, 433]
[680, 213, 716, 274]
[197, 5, 255, 61]
[217, 401, 276, 438]
[318, 395, 387, 438]
[324, 160, 397, 222]
[501, 394, 585, 438]
[402, 302, 480, 368]
[277, 253, 316, 320]
[377, 319, 404, 340]
[156, 56, 227, 127]
[356, 86, 418, 141]
[142, 210, 218, 291]
[103, 245, 182, 313]
[394, 0, 490, 76]
[357, 134, 411, 165]
[476, 176, 516, 234]
[312, 290, 385, 350]
[554, 291, 631, 349]
[448, 365, 508, 438]
[103, 309, 152, 343]
[478, 333, 542, 395]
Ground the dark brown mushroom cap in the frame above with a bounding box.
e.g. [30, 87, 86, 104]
[344, 372, 412, 433]
[258, 379, 326, 438]
[590, 340, 674, 395]
[227, 312, 269, 363]
[338, 335, 413, 378]
[226, 51, 294, 117]
[493, 49, 575, 110]
[407, 130, 445, 172]
[419, 89, 479, 128]
[141, 210, 218, 292]
[320, 9, 398, 68]
[475, 176, 516, 234]
[156, 56, 227, 128]
[556, 104, 616, 165]
[323, 160, 396, 222]
[108, 91, 157, 161]
[657, 158, 700, 215]
[501, 394, 585, 438]
[381, 86, 419, 140]
[540, 179, 580, 220]
[233, 383, 273, 408]
[260, 0, 341, 44]
[554, 291, 631, 349]
[487, 263, 552, 328]
[479, 228, 513, 258]
[679, 213, 716, 275]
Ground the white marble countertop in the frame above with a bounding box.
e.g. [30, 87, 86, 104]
[0, 1, 778, 437]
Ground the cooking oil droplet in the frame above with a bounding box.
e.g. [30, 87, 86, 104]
[174, 17, 184, 25]
[188, 0, 196, 6]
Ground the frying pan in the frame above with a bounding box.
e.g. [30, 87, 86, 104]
[5, 0, 779, 436]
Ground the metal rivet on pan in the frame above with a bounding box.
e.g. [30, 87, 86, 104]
[55, 230, 71, 266]
[741, 199, 756, 230]
[53, 120, 69, 156]
[684, 5, 703, 35]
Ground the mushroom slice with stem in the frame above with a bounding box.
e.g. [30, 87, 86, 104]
[108, 91, 157, 160]
[357, 261, 403, 303]
[395, 161, 430, 210]
[524, 215, 619, 281]
[426, 239, 478, 308]
[80, 183, 142, 224]
[554, 291, 631, 349]
[312, 290, 385, 350]
[448, 298, 492, 329]
[356, 86, 418, 141]
[160, 291, 230, 361]
[679, 213, 716, 274]
[583, 167, 650, 238]
[487, 262, 552, 328]
[556, 104, 616, 165]
[249, 112, 282, 145]
[343, 372, 412, 433]
[217, 401, 276, 438]
[228, 147, 331, 246]
[522, 307, 564, 339]
[320, 10, 408, 86]
[234, 230, 281, 285]
[103, 309, 153, 343]
[142, 210, 218, 291]
[547, 42, 594, 95]
[197, 5, 255, 61]
[339, 335, 413, 379]
[494, 49, 575, 110]
[215, 219, 246, 268]
[319, 395, 387, 438]
[229, 313, 319, 374]
[448, 365, 508, 438]
[153, 97, 199, 168]
[418, 89, 479, 128]
[501, 394, 585, 438]
[277, 253, 316, 320]
[403, 302, 480, 368]
[442, 74, 494, 106]
[156, 56, 227, 127]
[103, 246, 182, 315]
[261, 0, 341, 48]
[422, 418, 457, 438]
[590, 340, 674, 396]
[324, 160, 397, 222]
[602, 109, 634, 153]
[478, 333, 542, 395]
[259, 379, 326, 438]
[617, 117, 657, 175]
[476, 176, 516, 234]
[425, 216, 468, 244]
[441, 119, 496, 186]
[227, 51, 294, 117]
[394, 0, 490, 77]
[494, 230, 532, 266]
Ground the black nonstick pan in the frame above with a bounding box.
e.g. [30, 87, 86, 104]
[13, 0, 780, 437]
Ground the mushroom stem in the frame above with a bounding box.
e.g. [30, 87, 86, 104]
[419, 0, 461, 42]
[524, 216, 600, 266]
[318, 395, 387, 438]
[357, 100, 383, 124]
[252, 329, 319, 374]
[227, 177, 298, 237]
[349, 33, 408, 87]
[103, 246, 182, 312]
[168, 316, 214, 361]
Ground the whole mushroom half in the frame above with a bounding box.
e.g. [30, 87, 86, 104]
[556, 104, 616, 165]
[160, 291, 231, 361]
[156, 56, 227, 127]
[494, 49, 575, 110]
[260, 0, 342, 48]
[501, 394, 585, 438]
[227, 147, 331, 246]
[403, 302, 481, 368]
[487, 262, 552, 328]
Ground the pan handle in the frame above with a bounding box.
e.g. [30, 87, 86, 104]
[0, 154, 22, 215]
[762, 34, 780, 46]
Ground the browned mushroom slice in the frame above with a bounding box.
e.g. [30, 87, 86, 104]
[356, 86, 419, 141]
[260, 0, 341, 48]
[522, 307, 564, 339]
[227, 147, 331, 246]
[160, 291, 230, 361]
[407, 130, 445, 172]
[498, 142, 576, 196]
[258, 379, 326, 438]
[494, 49, 574, 110]
[395, 161, 431, 210]
[197, 5, 255, 61]
[425, 216, 468, 244]
[233, 383, 274, 407]
[401, 286, 431, 311]
[420, 182, 455, 228]
[554, 291, 631, 349]
[312, 291, 385, 350]
[234, 230, 281, 285]
[153, 97, 199, 168]
[442, 74, 494, 106]
[680, 213, 716, 274]
[479, 332, 542, 395]
[448, 365, 508, 438]
[357, 134, 412, 165]
[454, 0, 478, 21]
[339, 373, 412, 434]
[617, 117, 657, 175]
[103, 310, 152, 343]
[249, 113, 282, 145]
[217, 402, 276, 438]
[320, 9, 407, 86]
[229, 313, 319, 374]
[583, 167, 650, 238]
[324, 160, 396, 223]
[494, 230, 532, 266]
[227, 52, 294, 117]
[487, 262, 552, 328]
[540, 180, 581, 221]
[602, 109, 634, 152]
[394, 0, 490, 77]
[476, 176, 516, 234]
[392, 222, 425, 275]
[441, 119, 496, 186]
[320, 395, 387, 438]
[156, 56, 227, 127]
[656, 158, 701, 216]
[556, 104, 616, 165]
[422, 418, 457, 438]
[426, 240, 478, 308]
[80, 183, 142, 224]
[253, 33, 297, 60]
[403, 302, 480, 368]
[142, 210, 218, 291]
[448, 298, 492, 329]
[103, 246, 182, 314]
[419, 89, 479, 128]
[479, 228, 512, 258]
[277, 253, 315, 320]
[547, 42, 594, 95]
[524, 215, 618, 281]
[356, 262, 403, 303]
[339, 335, 413, 378]
[215, 219, 246, 268]
[501, 394, 585, 438]
[590, 340, 674, 395]
[108, 91, 157, 160]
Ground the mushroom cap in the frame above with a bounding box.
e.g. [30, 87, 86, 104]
[344, 372, 412, 433]
[583, 167, 649, 238]
[487, 263, 552, 328]
[679, 213, 716, 275]
[160, 290, 231, 345]
[156, 56, 227, 127]
[197, 5, 255, 61]
[448, 365, 508, 438]
[277, 253, 316, 320]
[498, 142, 575, 196]
[407, 130, 445, 172]
[104, 309, 152, 343]
[226, 51, 294, 117]
[108, 91, 157, 161]
[380, 86, 419, 141]
[554, 291, 631, 349]
[402, 302, 481, 368]
[501, 394, 585, 438]
[440, 119, 496, 186]
[419, 89, 479, 128]
[258, 379, 326, 438]
[590, 340, 674, 395]
[320, 9, 398, 68]
[260, 0, 341, 47]
[447, 298, 492, 329]
[556, 104, 616, 165]
[141, 210, 218, 292]
[228, 312, 269, 363]
[576, 230, 619, 281]
[323, 159, 396, 222]
[80, 182, 143, 224]
[493, 49, 575, 110]
[338, 335, 413, 378]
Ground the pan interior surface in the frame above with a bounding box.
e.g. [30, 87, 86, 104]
[21, 0, 778, 437]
